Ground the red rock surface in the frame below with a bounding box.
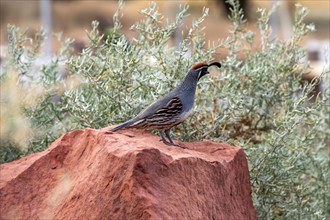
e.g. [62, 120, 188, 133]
[0, 128, 257, 219]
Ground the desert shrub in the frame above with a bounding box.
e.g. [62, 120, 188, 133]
[1, 0, 329, 218]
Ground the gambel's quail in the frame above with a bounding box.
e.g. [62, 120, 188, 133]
[107, 61, 221, 148]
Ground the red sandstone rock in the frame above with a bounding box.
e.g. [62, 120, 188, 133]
[0, 128, 257, 219]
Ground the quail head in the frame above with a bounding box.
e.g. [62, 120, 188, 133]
[107, 61, 221, 148]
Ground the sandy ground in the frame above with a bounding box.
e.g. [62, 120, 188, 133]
[1, 1, 329, 41]
[0, 1, 329, 69]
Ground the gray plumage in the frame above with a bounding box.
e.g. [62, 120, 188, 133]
[108, 61, 221, 148]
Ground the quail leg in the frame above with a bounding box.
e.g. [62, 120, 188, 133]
[165, 130, 187, 149]
[159, 131, 173, 146]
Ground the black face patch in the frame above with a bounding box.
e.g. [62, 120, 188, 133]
[197, 67, 209, 81]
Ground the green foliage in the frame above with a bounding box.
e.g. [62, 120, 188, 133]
[1, 0, 329, 218]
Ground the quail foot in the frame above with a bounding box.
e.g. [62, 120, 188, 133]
[107, 61, 221, 148]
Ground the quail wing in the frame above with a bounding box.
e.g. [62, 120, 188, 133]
[130, 96, 184, 129]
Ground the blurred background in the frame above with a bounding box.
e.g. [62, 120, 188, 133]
[1, 2, 329, 217]
[0, 0, 329, 77]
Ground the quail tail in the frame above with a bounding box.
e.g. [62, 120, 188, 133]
[110, 118, 137, 132]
